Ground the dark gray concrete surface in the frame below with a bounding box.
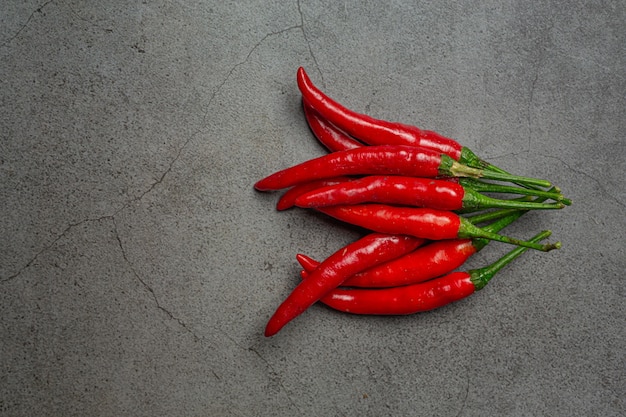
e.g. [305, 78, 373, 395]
[1, 1, 624, 416]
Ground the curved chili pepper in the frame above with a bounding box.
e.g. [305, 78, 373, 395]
[307, 230, 551, 315]
[303, 102, 362, 152]
[275, 176, 351, 211]
[317, 204, 560, 252]
[264, 233, 425, 337]
[297, 238, 479, 288]
[294, 176, 565, 211]
[297, 67, 485, 168]
[297, 206, 529, 287]
[254, 145, 552, 191]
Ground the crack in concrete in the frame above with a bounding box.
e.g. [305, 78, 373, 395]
[2, 15, 315, 395]
[1, 0, 56, 48]
[248, 346, 302, 413]
[202, 23, 302, 125]
[543, 155, 625, 209]
[1, 216, 111, 283]
[3, 37, 322, 396]
[525, 19, 555, 153]
[2, 94, 196, 282]
[111, 217, 200, 342]
[204, 323, 302, 412]
[119, 136, 192, 212]
[1, 214, 202, 341]
[2, 217, 211, 386]
[0, 134, 190, 283]
[527, 66, 539, 152]
[3, 12, 314, 283]
[65, 4, 114, 33]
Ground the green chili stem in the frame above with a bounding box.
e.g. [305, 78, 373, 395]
[457, 196, 532, 216]
[465, 207, 526, 223]
[470, 230, 552, 290]
[458, 217, 560, 252]
[471, 212, 528, 251]
[459, 178, 571, 205]
[461, 188, 565, 211]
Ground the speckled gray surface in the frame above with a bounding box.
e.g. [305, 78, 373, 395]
[1, 1, 624, 416]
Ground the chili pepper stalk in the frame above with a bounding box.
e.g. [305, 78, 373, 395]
[458, 178, 571, 206]
[310, 230, 551, 315]
[317, 204, 561, 252]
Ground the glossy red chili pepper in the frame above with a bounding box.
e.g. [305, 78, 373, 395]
[306, 230, 551, 315]
[255, 145, 440, 191]
[275, 177, 351, 211]
[317, 204, 560, 252]
[298, 239, 472, 287]
[264, 233, 425, 337]
[303, 102, 362, 152]
[296, 206, 532, 287]
[297, 175, 462, 209]
[297, 67, 485, 168]
[295, 176, 564, 211]
[254, 145, 551, 191]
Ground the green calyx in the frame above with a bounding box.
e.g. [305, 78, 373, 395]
[470, 230, 552, 290]
[458, 147, 490, 170]
[438, 155, 552, 188]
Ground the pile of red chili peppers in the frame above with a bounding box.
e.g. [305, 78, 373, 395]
[256, 67, 570, 337]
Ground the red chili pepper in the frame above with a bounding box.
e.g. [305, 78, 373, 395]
[297, 67, 485, 168]
[317, 204, 560, 252]
[264, 233, 425, 337]
[303, 102, 362, 152]
[298, 239, 472, 287]
[254, 145, 551, 192]
[306, 230, 551, 315]
[296, 205, 535, 287]
[294, 175, 564, 211]
[275, 177, 351, 211]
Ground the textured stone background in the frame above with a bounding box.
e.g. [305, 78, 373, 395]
[1, 1, 624, 416]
